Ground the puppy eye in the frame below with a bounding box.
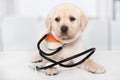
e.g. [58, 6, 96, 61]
[70, 17, 76, 21]
[55, 17, 60, 22]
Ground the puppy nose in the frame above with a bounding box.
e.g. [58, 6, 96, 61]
[61, 26, 68, 33]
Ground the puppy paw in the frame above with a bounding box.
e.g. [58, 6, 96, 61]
[31, 54, 42, 63]
[87, 63, 106, 74]
[45, 67, 59, 76]
[81, 59, 106, 74]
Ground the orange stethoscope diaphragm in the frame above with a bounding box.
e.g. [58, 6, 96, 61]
[45, 33, 60, 43]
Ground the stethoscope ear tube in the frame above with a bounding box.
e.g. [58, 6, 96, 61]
[36, 34, 96, 70]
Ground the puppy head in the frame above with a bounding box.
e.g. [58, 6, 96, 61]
[46, 3, 88, 43]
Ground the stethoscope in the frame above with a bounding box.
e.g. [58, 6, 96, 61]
[36, 34, 96, 70]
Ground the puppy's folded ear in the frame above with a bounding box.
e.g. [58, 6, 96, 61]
[80, 13, 88, 32]
[45, 16, 52, 33]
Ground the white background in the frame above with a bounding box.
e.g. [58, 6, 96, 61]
[14, 0, 97, 18]
[0, 0, 120, 51]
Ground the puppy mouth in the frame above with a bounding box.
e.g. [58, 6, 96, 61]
[54, 31, 74, 41]
[61, 36, 71, 40]
[60, 33, 72, 40]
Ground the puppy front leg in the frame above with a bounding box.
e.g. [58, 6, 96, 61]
[32, 30, 48, 63]
[31, 53, 43, 63]
[79, 59, 106, 74]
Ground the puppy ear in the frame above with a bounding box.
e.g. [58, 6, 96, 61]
[80, 13, 88, 31]
[45, 16, 52, 33]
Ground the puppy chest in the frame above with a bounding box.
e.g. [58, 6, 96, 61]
[58, 44, 84, 59]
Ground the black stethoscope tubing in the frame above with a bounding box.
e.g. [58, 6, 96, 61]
[37, 34, 96, 70]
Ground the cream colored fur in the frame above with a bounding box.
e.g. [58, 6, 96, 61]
[32, 3, 105, 75]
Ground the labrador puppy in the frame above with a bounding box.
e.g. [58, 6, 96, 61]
[32, 3, 105, 75]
